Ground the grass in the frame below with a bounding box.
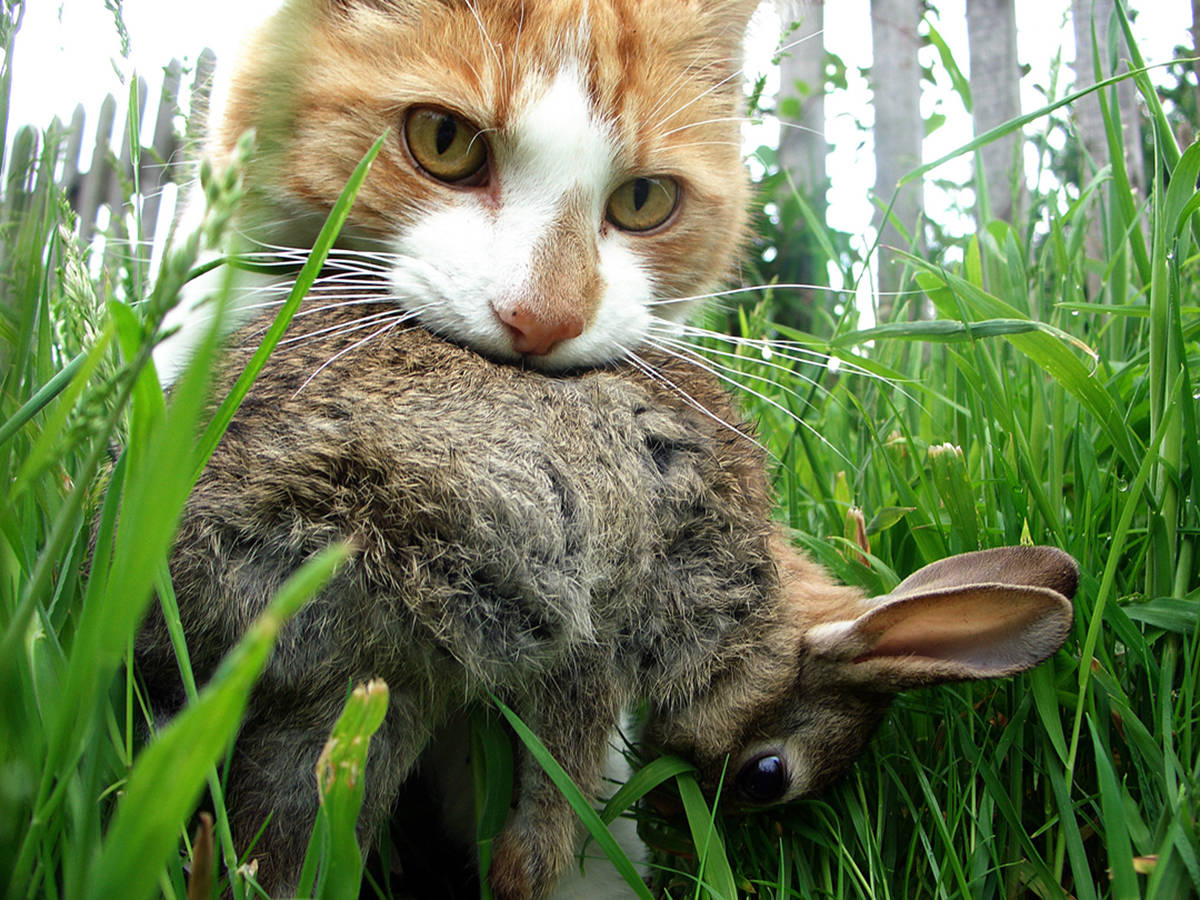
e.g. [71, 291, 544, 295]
[1, 0, 1198, 898]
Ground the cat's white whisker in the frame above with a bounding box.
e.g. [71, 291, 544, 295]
[291, 317, 412, 398]
[658, 26, 825, 133]
[309, 273, 393, 288]
[663, 140, 744, 152]
[656, 327, 838, 382]
[279, 310, 416, 349]
[773, 28, 827, 60]
[662, 323, 922, 407]
[463, 0, 505, 77]
[234, 231, 400, 260]
[668, 322, 898, 387]
[622, 349, 766, 454]
[241, 301, 417, 350]
[230, 250, 398, 272]
[646, 282, 859, 308]
[239, 294, 392, 315]
[651, 331, 871, 424]
[644, 59, 715, 122]
[640, 336, 855, 468]
[661, 115, 758, 139]
[658, 59, 746, 128]
[771, 120, 828, 139]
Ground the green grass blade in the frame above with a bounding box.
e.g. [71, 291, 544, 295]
[600, 755, 695, 826]
[1088, 719, 1138, 899]
[84, 542, 348, 900]
[909, 263, 1142, 471]
[897, 60, 1174, 188]
[310, 678, 389, 900]
[470, 707, 515, 898]
[491, 697, 655, 900]
[0, 350, 85, 451]
[192, 132, 387, 481]
[674, 773, 737, 900]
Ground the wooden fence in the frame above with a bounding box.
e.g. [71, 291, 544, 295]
[3, 49, 216, 260]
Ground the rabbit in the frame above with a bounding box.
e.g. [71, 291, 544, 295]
[137, 299, 1077, 899]
[640, 535, 1078, 811]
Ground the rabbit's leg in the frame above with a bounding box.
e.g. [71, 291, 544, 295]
[225, 696, 428, 894]
[487, 673, 623, 900]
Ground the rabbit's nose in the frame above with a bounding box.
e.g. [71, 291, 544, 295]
[495, 303, 584, 356]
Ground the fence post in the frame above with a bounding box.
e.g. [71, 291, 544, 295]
[76, 93, 116, 246]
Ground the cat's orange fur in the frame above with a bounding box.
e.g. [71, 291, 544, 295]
[210, 0, 758, 360]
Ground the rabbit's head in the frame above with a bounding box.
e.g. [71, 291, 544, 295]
[645, 542, 1078, 807]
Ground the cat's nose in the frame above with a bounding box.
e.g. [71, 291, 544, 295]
[495, 304, 584, 356]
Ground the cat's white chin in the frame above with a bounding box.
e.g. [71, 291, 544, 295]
[412, 308, 647, 372]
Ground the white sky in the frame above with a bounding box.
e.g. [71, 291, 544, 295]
[6, 0, 1195, 252]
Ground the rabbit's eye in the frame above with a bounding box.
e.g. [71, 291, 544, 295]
[735, 753, 789, 804]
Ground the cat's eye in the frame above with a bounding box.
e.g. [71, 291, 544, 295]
[735, 753, 789, 804]
[404, 107, 488, 185]
[606, 176, 679, 232]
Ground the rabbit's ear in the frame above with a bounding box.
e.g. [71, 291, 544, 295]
[806, 547, 1077, 691]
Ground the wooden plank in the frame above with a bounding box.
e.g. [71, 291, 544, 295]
[52, 52, 218, 249]
[167, 49, 218, 238]
[181, 49, 217, 177]
[140, 59, 183, 262]
[60, 105, 86, 201]
[77, 93, 116, 245]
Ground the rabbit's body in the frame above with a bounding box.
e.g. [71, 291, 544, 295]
[142, 303, 1077, 899]
[139, 301, 783, 895]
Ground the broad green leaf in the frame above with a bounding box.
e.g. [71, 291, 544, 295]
[1121, 598, 1200, 635]
[675, 773, 737, 900]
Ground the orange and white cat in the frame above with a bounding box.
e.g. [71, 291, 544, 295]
[156, 0, 759, 383]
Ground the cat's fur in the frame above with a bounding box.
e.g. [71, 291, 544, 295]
[156, 0, 759, 382]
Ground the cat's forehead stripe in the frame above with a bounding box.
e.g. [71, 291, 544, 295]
[506, 61, 616, 201]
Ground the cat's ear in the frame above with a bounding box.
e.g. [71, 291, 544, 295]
[697, 0, 762, 64]
[316, 0, 421, 19]
[700, 0, 762, 33]
[805, 546, 1077, 691]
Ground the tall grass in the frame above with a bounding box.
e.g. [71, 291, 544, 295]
[694, 8, 1199, 898]
[1, 1, 1197, 898]
[0, 4, 386, 891]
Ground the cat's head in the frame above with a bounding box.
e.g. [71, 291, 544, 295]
[220, 0, 759, 369]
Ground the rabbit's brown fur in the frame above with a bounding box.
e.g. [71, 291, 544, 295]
[140, 301, 781, 896]
[140, 303, 1076, 899]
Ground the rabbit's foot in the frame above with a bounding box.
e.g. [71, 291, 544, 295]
[488, 823, 574, 900]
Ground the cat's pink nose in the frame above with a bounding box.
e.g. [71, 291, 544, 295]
[496, 304, 584, 356]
